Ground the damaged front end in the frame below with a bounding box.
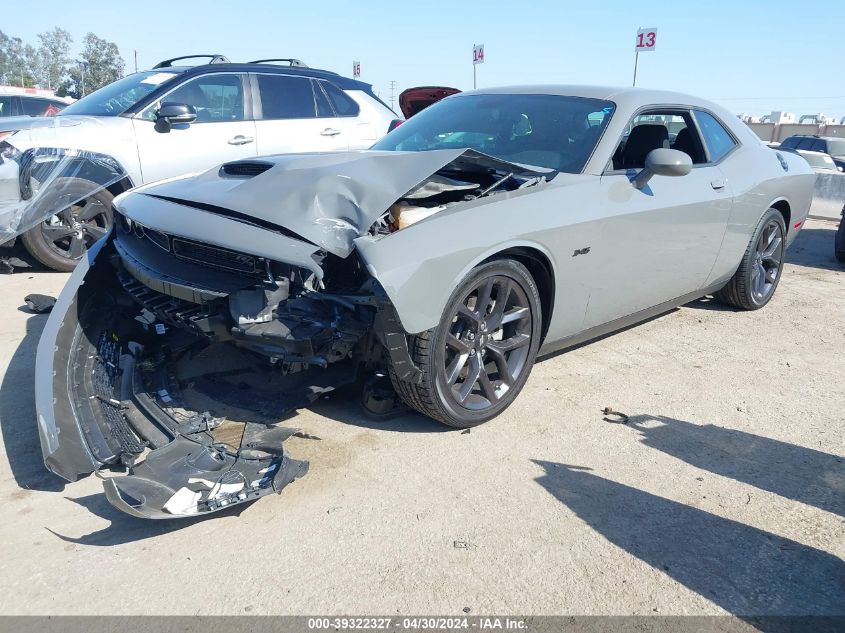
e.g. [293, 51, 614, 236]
[35, 148, 551, 519]
[34, 218, 414, 518]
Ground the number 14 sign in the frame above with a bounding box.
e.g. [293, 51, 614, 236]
[635, 28, 657, 52]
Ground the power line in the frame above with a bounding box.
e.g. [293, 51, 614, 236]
[388, 80, 397, 112]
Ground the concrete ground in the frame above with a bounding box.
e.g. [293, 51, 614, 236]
[0, 219, 842, 616]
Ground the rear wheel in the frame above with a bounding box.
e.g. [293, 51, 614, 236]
[390, 259, 542, 428]
[715, 207, 786, 310]
[20, 177, 113, 272]
[835, 210, 845, 263]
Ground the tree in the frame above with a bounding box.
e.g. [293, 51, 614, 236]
[36, 28, 72, 90]
[0, 31, 37, 87]
[61, 33, 124, 98]
[22, 44, 41, 87]
[0, 31, 11, 83]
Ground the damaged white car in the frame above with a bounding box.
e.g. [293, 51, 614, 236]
[31, 86, 814, 519]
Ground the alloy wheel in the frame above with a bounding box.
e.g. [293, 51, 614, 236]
[442, 275, 533, 411]
[41, 196, 111, 260]
[751, 219, 784, 303]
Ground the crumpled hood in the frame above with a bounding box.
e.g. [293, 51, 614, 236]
[134, 149, 552, 258]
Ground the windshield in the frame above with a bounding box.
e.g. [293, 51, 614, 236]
[372, 93, 615, 173]
[800, 152, 834, 168]
[58, 71, 180, 117]
[826, 139, 845, 156]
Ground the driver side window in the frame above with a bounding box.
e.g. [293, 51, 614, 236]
[611, 111, 706, 170]
[142, 74, 245, 122]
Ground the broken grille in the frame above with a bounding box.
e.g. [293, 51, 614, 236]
[171, 238, 259, 274]
[115, 266, 218, 334]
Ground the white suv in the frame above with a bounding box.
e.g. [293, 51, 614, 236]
[0, 55, 398, 270]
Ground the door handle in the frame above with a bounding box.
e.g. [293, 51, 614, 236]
[320, 128, 342, 137]
[228, 135, 254, 145]
[710, 178, 727, 190]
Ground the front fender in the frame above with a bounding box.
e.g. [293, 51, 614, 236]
[356, 229, 557, 335]
[353, 175, 611, 342]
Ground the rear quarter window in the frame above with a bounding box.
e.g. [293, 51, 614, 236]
[20, 97, 52, 116]
[320, 81, 360, 117]
[694, 110, 737, 162]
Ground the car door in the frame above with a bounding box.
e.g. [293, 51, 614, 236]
[132, 72, 257, 183]
[252, 74, 349, 154]
[317, 79, 373, 148]
[583, 110, 732, 329]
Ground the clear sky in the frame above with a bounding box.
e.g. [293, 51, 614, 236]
[7, 0, 844, 119]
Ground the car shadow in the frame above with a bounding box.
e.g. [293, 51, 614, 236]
[785, 225, 843, 272]
[305, 381, 450, 434]
[622, 414, 844, 517]
[0, 239, 52, 274]
[0, 308, 67, 492]
[532, 461, 845, 617]
[539, 311, 677, 363]
[683, 295, 740, 312]
[45, 493, 248, 546]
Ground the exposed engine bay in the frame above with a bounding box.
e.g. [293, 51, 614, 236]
[371, 168, 547, 235]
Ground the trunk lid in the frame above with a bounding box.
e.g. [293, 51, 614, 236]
[398, 87, 461, 119]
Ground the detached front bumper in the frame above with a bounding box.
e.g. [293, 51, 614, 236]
[34, 235, 309, 518]
[35, 236, 108, 480]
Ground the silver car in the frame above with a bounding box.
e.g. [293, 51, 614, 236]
[35, 85, 814, 518]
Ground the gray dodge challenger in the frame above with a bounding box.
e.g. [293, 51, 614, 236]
[33, 86, 814, 518]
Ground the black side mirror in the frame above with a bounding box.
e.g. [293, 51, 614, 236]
[634, 148, 693, 189]
[154, 102, 197, 133]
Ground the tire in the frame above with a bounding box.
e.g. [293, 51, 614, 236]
[390, 259, 542, 428]
[20, 177, 114, 272]
[715, 207, 786, 310]
[835, 211, 845, 264]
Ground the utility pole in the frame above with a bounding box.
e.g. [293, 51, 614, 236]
[388, 80, 397, 112]
[134, 50, 139, 73]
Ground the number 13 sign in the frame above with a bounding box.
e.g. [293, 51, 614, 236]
[635, 28, 657, 52]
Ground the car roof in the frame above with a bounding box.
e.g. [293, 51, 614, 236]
[0, 92, 65, 101]
[787, 135, 842, 142]
[461, 84, 723, 109]
[153, 62, 370, 91]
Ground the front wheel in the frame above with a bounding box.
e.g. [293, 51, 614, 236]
[715, 207, 786, 310]
[390, 259, 542, 428]
[20, 177, 114, 272]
